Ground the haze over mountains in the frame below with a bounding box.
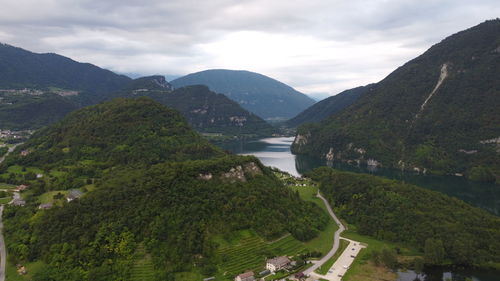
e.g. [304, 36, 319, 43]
[171, 69, 316, 121]
[0, 43, 131, 104]
[113, 76, 275, 137]
[0, 44, 300, 137]
[292, 19, 500, 180]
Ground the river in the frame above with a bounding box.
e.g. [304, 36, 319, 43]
[219, 137, 500, 281]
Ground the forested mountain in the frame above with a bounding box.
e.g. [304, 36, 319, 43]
[0, 43, 131, 103]
[0, 98, 327, 281]
[286, 85, 372, 127]
[171, 69, 316, 120]
[112, 76, 275, 136]
[292, 19, 500, 180]
[2, 97, 223, 169]
[0, 92, 79, 129]
[308, 168, 500, 267]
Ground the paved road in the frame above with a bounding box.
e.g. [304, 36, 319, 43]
[0, 205, 6, 281]
[0, 144, 21, 281]
[0, 143, 21, 164]
[303, 192, 346, 275]
[310, 238, 365, 281]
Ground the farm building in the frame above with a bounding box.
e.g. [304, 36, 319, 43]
[266, 256, 291, 273]
[235, 271, 254, 281]
[67, 189, 83, 202]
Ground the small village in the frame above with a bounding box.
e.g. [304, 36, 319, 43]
[0, 129, 33, 142]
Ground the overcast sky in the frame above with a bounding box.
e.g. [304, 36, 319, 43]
[0, 0, 498, 96]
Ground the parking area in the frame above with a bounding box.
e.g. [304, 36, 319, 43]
[308, 238, 365, 281]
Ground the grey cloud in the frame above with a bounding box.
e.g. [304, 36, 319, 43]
[0, 0, 499, 95]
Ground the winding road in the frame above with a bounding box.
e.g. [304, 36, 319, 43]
[0, 205, 5, 281]
[0, 144, 20, 164]
[303, 192, 346, 275]
[0, 143, 20, 281]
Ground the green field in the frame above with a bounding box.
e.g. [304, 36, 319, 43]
[0, 165, 44, 181]
[6, 261, 46, 281]
[174, 272, 204, 281]
[130, 244, 155, 281]
[341, 225, 420, 281]
[38, 190, 69, 205]
[6, 165, 43, 175]
[214, 230, 306, 279]
[0, 183, 16, 189]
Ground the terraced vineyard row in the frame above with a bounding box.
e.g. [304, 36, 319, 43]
[216, 232, 306, 277]
[130, 244, 155, 281]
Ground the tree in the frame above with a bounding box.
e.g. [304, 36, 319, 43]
[424, 238, 445, 265]
[413, 257, 424, 279]
[381, 248, 398, 270]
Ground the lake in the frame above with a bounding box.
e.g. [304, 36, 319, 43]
[221, 137, 500, 216]
[219, 137, 500, 281]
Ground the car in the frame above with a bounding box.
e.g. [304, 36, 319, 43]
[338, 274, 343, 277]
[350, 255, 355, 258]
[352, 248, 355, 250]
[328, 270, 333, 273]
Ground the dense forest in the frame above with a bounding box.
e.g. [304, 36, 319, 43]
[0, 92, 79, 129]
[292, 19, 500, 180]
[307, 167, 500, 268]
[2, 97, 223, 170]
[1, 98, 327, 281]
[111, 77, 275, 137]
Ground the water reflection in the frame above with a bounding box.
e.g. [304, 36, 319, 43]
[397, 268, 500, 281]
[220, 137, 500, 216]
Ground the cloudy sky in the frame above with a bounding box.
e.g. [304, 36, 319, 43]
[1, 0, 498, 96]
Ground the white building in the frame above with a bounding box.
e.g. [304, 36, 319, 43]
[266, 256, 291, 273]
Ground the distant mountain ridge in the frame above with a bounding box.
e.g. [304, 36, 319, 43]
[112, 76, 275, 137]
[286, 84, 372, 127]
[0, 45, 274, 137]
[0, 43, 131, 103]
[292, 19, 500, 179]
[171, 69, 316, 120]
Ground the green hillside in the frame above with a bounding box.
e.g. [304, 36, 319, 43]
[0, 43, 131, 103]
[112, 77, 275, 137]
[171, 69, 316, 120]
[3, 97, 222, 170]
[292, 19, 500, 180]
[0, 92, 79, 130]
[308, 167, 500, 267]
[1, 98, 327, 281]
[286, 84, 371, 127]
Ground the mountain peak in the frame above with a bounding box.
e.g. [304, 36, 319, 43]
[171, 69, 315, 120]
